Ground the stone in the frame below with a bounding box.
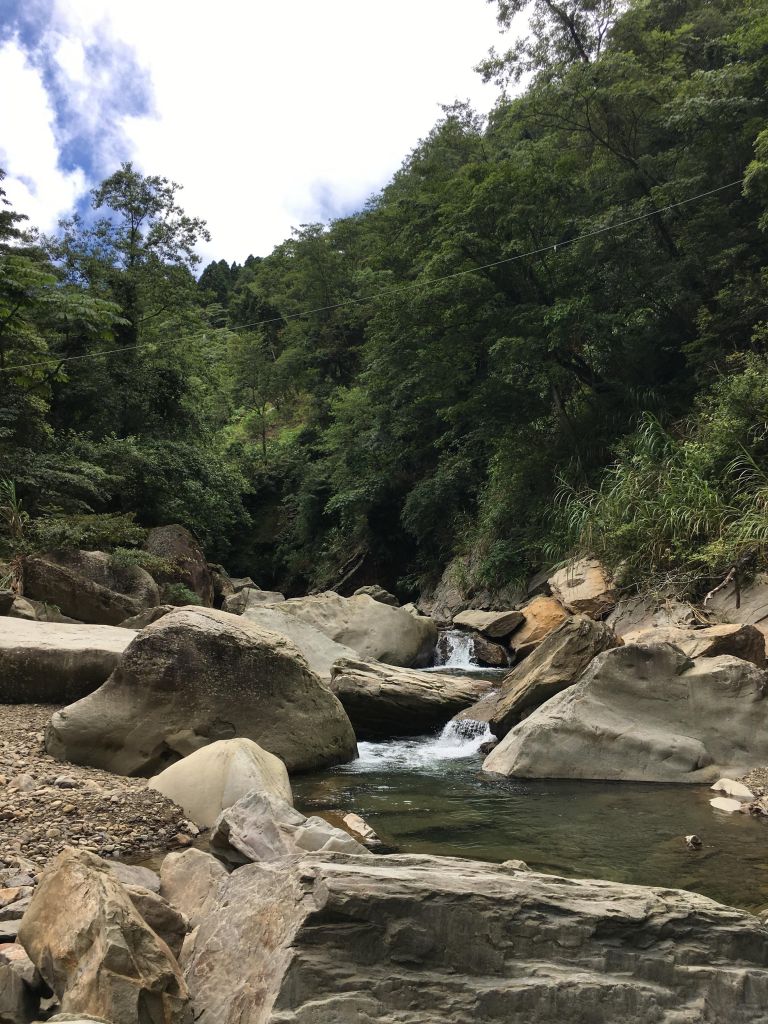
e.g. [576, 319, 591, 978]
[0, 957, 37, 1023]
[221, 588, 285, 615]
[117, 604, 176, 629]
[180, 851, 768, 1024]
[144, 524, 215, 606]
[45, 607, 357, 775]
[208, 564, 235, 604]
[711, 778, 756, 801]
[472, 634, 509, 667]
[22, 550, 160, 626]
[710, 796, 745, 813]
[352, 585, 399, 606]
[106, 862, 161, 894]
[607, 592, 699, 638]
[148, 737, 292, 828]
[488, 615, 619, 737]
[453, 608, 524, 638]
[0, 619, 133, 704]
[329, 658, 493, 740]
[230, 577, 257, 592]
[707, 571, 768, 651]
[484, 642, 768, 783]
[0, 941, 38, 987]
[0, 589, 14, 615]
[276, 591, 437, 667]
[124, 885, 188, 959]
[159, 849, 228, 931]
[548, 557, 616, 618]
[623, 622, 766, 668]
[210, 790, 368, 865]
[508, 595, 569, 653]
[18, 848, 190, 1024]
[685, 835, 703, 849]
[6, 597, 39, 621]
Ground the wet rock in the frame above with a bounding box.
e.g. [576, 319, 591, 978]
[685, 835, 703, 849]
[181, 851, 768, 1024]
[485, 643, 768, 783]
[18, 848, 191, 1024]
[148, 737, 292, 828]
[46, 607, 357, 775]
[329, 658, 493, 740]
[0, 620, 133, 704]
[710, 796, 746, 813]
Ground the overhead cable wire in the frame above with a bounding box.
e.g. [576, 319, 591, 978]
[0, 177, 746, 376]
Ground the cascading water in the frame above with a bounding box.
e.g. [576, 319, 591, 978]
[345, 716, 492, 772]
[433, 628, 479, 669]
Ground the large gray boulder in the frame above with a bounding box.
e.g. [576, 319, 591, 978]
[0, 619, 134, 704]
[236, 603, 358, 682]
[330, 658, 493, 739]
[488, 615, 619, 737]
[179, 851, 768, 1024]
[18, 848, 191, 1024]
[45, 607, 357, 775]
[22, 550, 160, 626]
[148, 737, 292, 828]
[484, 642, 768, 782]
[276, 591, 437, 667]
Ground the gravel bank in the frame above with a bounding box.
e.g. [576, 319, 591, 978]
[0, 704, 198, 866]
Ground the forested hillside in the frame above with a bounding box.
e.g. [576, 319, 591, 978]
[3, 0, 768, 601]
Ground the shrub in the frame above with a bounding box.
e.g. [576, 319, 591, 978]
[31, 512, 147, 552]
[111, 547, 178, 577]
[160, 582, 203, 606]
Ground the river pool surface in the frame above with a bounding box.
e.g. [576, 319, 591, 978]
[293, 730, 768, 913]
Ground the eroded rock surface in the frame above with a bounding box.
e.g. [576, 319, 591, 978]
[623, 622, 766, 668]
[45, 607, 357, 775]
[180, 851, 768, 1024]
[548, 558, 616, 619]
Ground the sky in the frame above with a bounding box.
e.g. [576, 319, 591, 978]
[0, 0, 506, 264]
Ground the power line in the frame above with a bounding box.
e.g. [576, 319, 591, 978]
[0, 177, 745, 376]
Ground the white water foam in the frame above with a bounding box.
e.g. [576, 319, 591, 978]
[432, 629, 479, 670]
[347, 717, 492, 772]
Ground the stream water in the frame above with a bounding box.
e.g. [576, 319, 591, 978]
[294, 719, 768, 913]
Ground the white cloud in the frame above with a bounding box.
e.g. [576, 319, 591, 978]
[7, 0, 507, 262]
[0, 38, 86, 231]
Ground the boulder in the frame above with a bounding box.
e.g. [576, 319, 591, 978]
[207, 563, 236, 604]
[622, 622, 766, 668]
[710, 796, 745, 814]
[106, 861, 160, 893]
[352, 584, 399, 606]
[0, 619, 134, 704]
[123, 885, 189, 959]
[484, 642, 768, 783]
[607, 592, 699, 638]
[160, 849, 228, 931]
[453, 609, 524, 638]
[0, 588, 14, 615]
[707, 572, 768, 649]
[210, 790, 367, 865]
[508, 595, 569, 654]
[180, 851, 768, 1024]
[8, 596, 80, 623]
[18, 848, 191, 1024]
[548, 557, 616, 618]
[118, 604, 176, 629]
[0, 942, 39, 1023]
[276, 591, 437, 667]
[235, 603, 358, 682]
[487, 615, 619, 737]
[148, 737, 292, 828]
[144, 524, 214, 606]
[45, 607, 357, 775]
[472, 634, 509, 667]
[711, 778, 756, 801]
[329, 658, 493, 740]
[22, 550, 159, 626]
[221, 588, 285, 615]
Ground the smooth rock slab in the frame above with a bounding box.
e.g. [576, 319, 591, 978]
[329, 657, 493, 739]
[453, 608, 524, 638]
[484, 642, 768, 783]
[0, 619, 134, 704]
[180, 851, 768, 1024]
[622, 622, 766, 668]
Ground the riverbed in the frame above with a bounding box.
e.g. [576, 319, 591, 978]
[294, 727, 768, 913]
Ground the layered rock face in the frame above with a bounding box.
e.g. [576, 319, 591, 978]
[18, 848, 191, 1024]
[329, 658, 493, 739]
[45, 607, 357, 775]
[484, 642, 768, 782]
[180, 851, 768, 1024]
[22, 549, 160, 625]
[0, 619, 134, 703]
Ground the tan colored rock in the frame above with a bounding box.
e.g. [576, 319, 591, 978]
[45, 607, 357, 775]
[489, 615, 619, 737]
[508, 595, 569, 652]
[160, 849, 228, 931]
[623, 622, 765, 668]
[180, 851, 768, 1024]
[452, 609, 524, 638]
[22, 550, 159, 626]
[485, 643, 768, 783]
[124, 885, 189, 959]
[329, 658, 493, 740]
[148, 738, 292, 828]
[0, 619, 134, 704]
[18, 848, 191, 1024]
[548, 558, 616, 618]
[222, 588, 285, 615]
[118, 604, 176, 629]
[353, 585, 399, 606]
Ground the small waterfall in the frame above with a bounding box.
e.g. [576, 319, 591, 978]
[348, 716, 492, 771]
[434, 628, 479, 669]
